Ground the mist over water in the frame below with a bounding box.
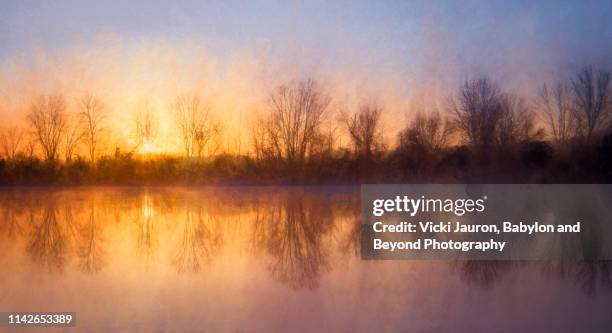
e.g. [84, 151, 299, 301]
[1, 2, 611, 332]
[0, 187, 611, 332]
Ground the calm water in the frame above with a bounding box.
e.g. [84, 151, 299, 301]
[0, 187, 611, 333]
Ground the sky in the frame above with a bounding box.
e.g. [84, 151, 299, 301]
[2, 1, 611, 73]
[1, 0, 611, 152]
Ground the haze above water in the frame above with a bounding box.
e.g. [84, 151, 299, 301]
[0, 187, 610, 332]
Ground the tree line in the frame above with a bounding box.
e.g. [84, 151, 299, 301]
[2, 93, 221, 162]
[1, 65, 611, 184]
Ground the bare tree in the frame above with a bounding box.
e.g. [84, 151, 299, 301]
[451, 77, 541, 151]
[197, 123, 222, 157]
[398, 111, 452, 176]
[23, 135, 37, 159]
[251, 114, 273, 160]
[571, 66, 611, 142]
[308, 122, 337, 158]
[496, 95, 543, 147]
[0, 125, 24, 159]
[27, 95, 67, 161]
[538, 83, 575, 144]
[133, 100, 158, 149]
[343, 103, 383, 158]
[173, 95, 219, 158]
[63, 117, 82, 162]
[256, 79, 331, 170]
[78, 94, 106, 162]
[451, 77, 503, 151]
[399, 111, 451, 154]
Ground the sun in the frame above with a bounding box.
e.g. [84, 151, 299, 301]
[138, 140, 159, 154]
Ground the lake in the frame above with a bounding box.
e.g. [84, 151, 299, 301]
[0, 187, 611, 332]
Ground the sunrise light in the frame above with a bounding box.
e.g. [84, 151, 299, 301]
[1, 2, 611, 333]
[137, 140, 160, 155]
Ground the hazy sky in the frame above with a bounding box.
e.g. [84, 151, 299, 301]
[2, 1, 611, 78]
[1, 0, 611, 152]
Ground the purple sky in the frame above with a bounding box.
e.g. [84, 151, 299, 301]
[2, 1, 611, 80]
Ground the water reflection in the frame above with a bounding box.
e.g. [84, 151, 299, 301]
[573, 261, 612, 295]
[252, 191, 334, 290]
[134, 192, 158, 268]
[0, 198, 24, 238]
[455, 261, 516, 288]
[76, 203, 106, 274]
[543, 261, 612, 296]
[172, 206, 222, 274]
[0, 187, 610, 297]
[27, 202, 69, 272]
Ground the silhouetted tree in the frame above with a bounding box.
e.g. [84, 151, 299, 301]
[133, 100, 158, 149]
[0, 125, 24, 159]
[538, 83, 575, 145]
[496, 95, 543, 147]
[23, 134, 37, 158]
[399, 111, 451, 154]
[308, 122, 337, 158]
[78, 94, 107, 162]
[451, 78, 503, 151]
[571, 66, 611, 143]
[343, 103, 383, 158]
[451, 77, 542, 152]
[27, 95, 67, 161]
[398, 111, 451, 175]
[173, 94, 219, 158]
[63, 117, 82, 162]
[255, 79, 331, 172]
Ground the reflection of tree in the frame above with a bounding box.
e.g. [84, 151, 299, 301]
[77, 203, 106, 274]
[542, 261, 612, 296]
[572, 261, 612, 295]
[0, 194, 33, 238]
[456, 261, 514, 288]
[135, 194, 158, 268]
[570, 207, 612, 295]
[172, 208, 222, 273]
[0, 204, 22, 238]
[340, 216, 361, 256]
[27, 203, 67, 271]
[252, 193, 334, 290]
[333, 198, 361, 256]
[549, 197, 612, 296]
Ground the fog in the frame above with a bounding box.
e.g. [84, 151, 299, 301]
[1, 1, 611, 154]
